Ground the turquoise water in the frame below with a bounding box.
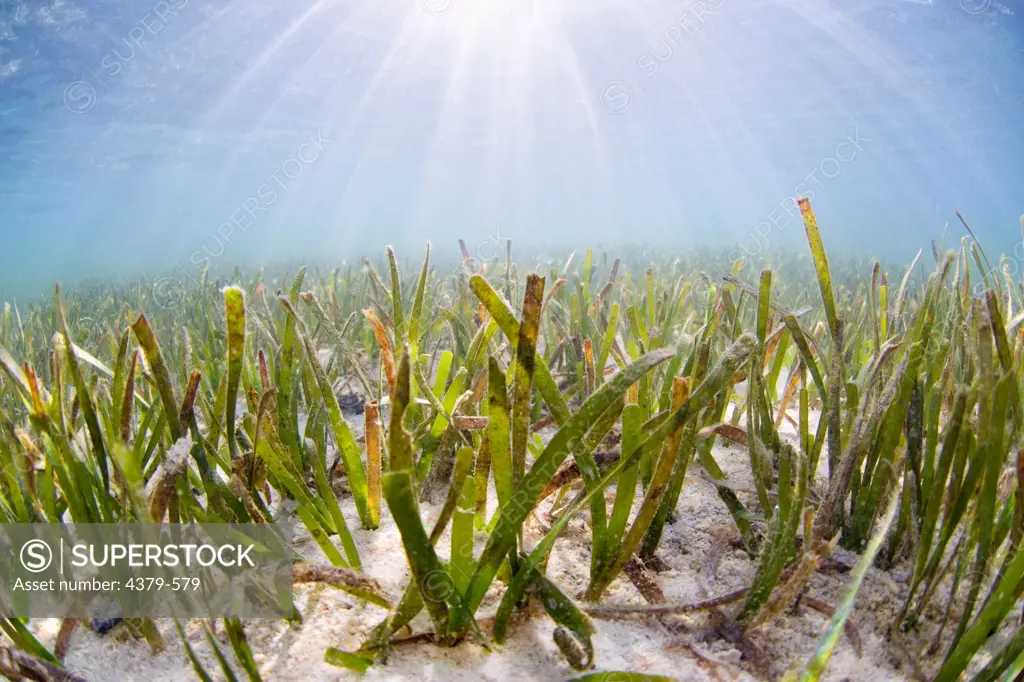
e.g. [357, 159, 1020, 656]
[0, 0, 1021, 301]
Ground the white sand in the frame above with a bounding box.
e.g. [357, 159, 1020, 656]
[19, 409, 963, 681]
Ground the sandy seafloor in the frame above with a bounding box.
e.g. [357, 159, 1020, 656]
[20, 404, 1013, 682]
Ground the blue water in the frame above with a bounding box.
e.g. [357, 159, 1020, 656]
[0, 0, 1021, 301]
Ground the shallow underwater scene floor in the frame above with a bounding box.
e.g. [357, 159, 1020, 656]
[1, 202, 1023, 681]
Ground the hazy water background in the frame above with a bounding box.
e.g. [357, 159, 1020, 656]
[0, 0, 1021, 302]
